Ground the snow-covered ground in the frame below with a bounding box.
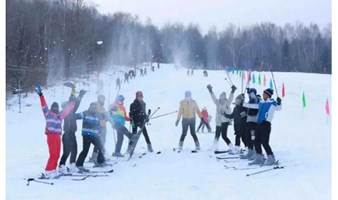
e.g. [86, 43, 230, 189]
[6, 64, 331, 200]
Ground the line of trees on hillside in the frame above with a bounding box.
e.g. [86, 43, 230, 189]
[6, 0, 331, 92]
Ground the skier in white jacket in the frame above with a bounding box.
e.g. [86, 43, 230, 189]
[207, 84, 237, 152]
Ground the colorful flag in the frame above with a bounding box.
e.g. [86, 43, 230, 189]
[252, 73, 256, 84]
[325, 98, 330, 116]
[263, 74, 266, 86]
[258, 74, 261, 85]
[247, 71, 251, 84]
[302, 92, 306, 108]
[282, 83, 285, 97]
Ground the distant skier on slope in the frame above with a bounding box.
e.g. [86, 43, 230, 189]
[35, 84, 75, 179]
[175, 91, 202, 151]
[223, 93, 248, 154]
[207, 84, 237, 153]
[196, 107, 212, 133]
[59, 85, 87, 173]
[129, 91, 153, 152]
[244, 88, 282, 165]
[116, 78, 121, 90]
[240, 88, 260, 160]
[75, 102, 108, 172]
[109, 95, 136, 157]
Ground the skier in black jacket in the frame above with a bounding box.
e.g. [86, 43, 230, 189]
[129, 91, 153, 152]
[59, 85, 86, 173]
[224, 93, 247, 154]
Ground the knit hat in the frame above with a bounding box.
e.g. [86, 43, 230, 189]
[185, 91, 192, 98]
[116, 95, 125, 102]
[136, 91, 143, 98]
[249, 88, 257, 95]
[264, 88, 274, 98]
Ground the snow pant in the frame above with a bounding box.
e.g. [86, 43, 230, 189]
[45, 134, 61, 171]
[245, 122, 257, 150]
[59, 132, 77, 166]
[234, 127, 247, 147]
[76, 135, 105, 167]
[179, 118, 199, 144]
[215, 122, 231, 145]
[255, 121, 273, 155]
[196, 119, 211, 132]
[132, 125, 151, 145]
[114, 126, 134, 154]
[92, 127, 106, 159]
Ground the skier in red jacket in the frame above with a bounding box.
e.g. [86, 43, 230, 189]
[35, 84, 75, 179]
[196, 107, 212, 133]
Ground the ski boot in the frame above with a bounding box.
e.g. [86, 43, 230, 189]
[249, 154, 265, 165]
[112, 152, 124, 157]
[147, 143, 154, 152]
[195, 141, 201, 151]
[77, 166, 90, 173]
[58, 165, 68, 174]
[263, 155, 276, 166]
[177, 141, 183, 152]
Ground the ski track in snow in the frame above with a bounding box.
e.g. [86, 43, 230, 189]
[6, 64, 331, 200]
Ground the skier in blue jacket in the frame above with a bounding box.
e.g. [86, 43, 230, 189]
[244, 88, 282, 165]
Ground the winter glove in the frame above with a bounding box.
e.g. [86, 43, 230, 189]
[240, 111, 246, 118]
[64, 82, 75, 89]
[231, 85, 237, 93]
[35, 84, 43, 96]
[206, 84, 213, 93]
[79, 89, 87, 98]
[276, 97, 282, 105]
[223, 113, 232, 118]
[175, 119, 180, 127]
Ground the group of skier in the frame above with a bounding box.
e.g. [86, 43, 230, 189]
[35, 67, 282, 179]
[175, 83, 282, 166]
[35, 83, 152, 178]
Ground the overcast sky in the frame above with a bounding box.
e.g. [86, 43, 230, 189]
[86, 0, 331, 32]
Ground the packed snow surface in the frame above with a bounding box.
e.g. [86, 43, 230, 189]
[6, 64, 331, 200]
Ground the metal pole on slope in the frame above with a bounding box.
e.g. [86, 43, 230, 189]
[270, 71, 279, 97]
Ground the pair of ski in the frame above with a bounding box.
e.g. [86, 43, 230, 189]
[26, 168, 114, 185]
[127, 107, 160, 160]
[223, 160, 285, 176]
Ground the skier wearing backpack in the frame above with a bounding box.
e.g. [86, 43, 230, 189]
[175, 91, 202, 151]
[241, 88, 260, 160]
[129, 91, 153, 152]
[245, 89, 282, 165]
[196, 107, 212, 133]
[223, 93, 247, 154]
[58, 86, 87, 173]
[35, 84, 75, 179]
[207, 84, 237, 152]
[109, 95, 136, 157]
[75, 102, 108, 172]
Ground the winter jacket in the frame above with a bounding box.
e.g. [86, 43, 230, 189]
[110, 102, 130, 129]
[201, 109, 209, 122]
[75, 111, 105, 137]
[244, 96, 259, 123]
[177, 99, 201, 120]
[40, 95, 75, 135]
[244, 98, 282, 124]
[129, 99, 147, 126]
[225, 105, 247, 132]
[209, 92, 234, 126]
[63, 95, 83, 133]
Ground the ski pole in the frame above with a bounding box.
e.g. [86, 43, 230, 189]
[26, 178, 54, 186]
[150, 110, 178, 120]
[246, 166, 284, 177]
[270, 71, 279, 97]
